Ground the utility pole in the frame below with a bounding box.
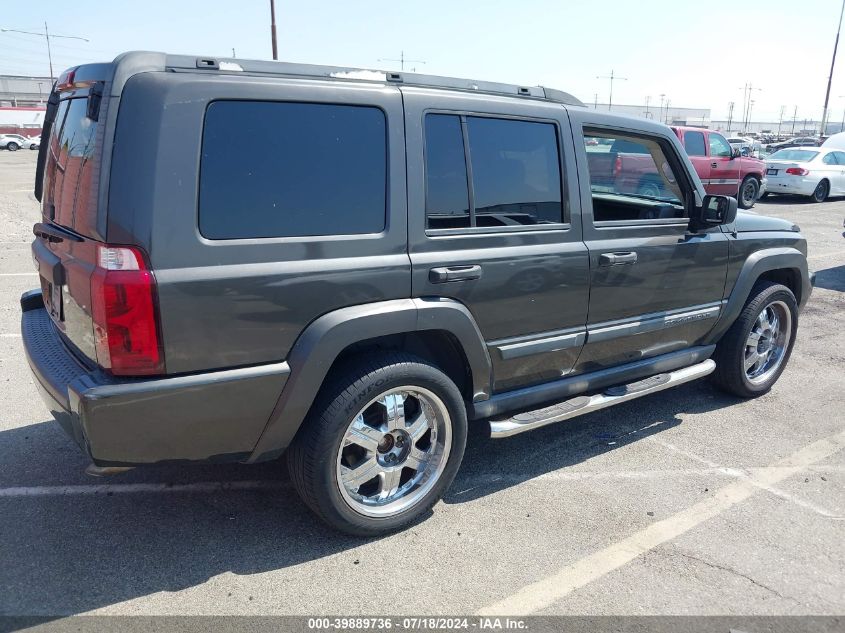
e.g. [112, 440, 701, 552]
[739, 82, 762, 133]
[747, 100, 756, 133]
[792, 106, 798, 135]
[596, 70, 628, 110]
[644, 95, 651, 119]
[593, 93, 598, 109]
[269, 0, 278, 60]
[776, 105, 785, 138]
[1, 24, 88, 80]
[232, 48, 236, 57]
[664, 99, 671, 124]
[378, 51, 426, 72]
[821, 0, 845, 135]
[727, 102, 735, 133]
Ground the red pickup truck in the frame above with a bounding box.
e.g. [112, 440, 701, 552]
[670, 126, 767, 209]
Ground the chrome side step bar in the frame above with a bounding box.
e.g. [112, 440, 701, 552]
[488, 359, 716, 439]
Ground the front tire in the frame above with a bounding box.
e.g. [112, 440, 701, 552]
[712, 281, 798, 398]
[811, 179, 829, 203]
[738, 176, 760, 209]
[287, 352, 468, 536]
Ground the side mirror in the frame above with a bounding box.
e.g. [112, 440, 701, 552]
[693, 194, 738, 229]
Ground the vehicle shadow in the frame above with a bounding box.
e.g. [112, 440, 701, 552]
[0, 380, 740, 617]
[813, 265, 845, 292]
[446, 380, 741, 503]
[756, 195, 842, 205]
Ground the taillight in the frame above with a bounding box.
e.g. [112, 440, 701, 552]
[613, 156, 623, 177]
[90, 245, 164, 376]
[785, 167, 809, 176]
[56, 68, 77, 91]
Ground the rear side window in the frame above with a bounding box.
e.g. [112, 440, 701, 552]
[683, 131, 706, 156]
[424, 113, 563, 230]
[199, 101, 387, 239]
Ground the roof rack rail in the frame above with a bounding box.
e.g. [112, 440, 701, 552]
[160, 53, 585, 107]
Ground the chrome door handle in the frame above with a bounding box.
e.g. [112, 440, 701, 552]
[429, 265, 482, 283]
[599, 252, 638, 266]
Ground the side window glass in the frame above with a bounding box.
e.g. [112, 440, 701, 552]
[823, 153, 837, 165]
[583, 128, 687, 223]
[466, 116, 563, 226]
[425, 114, 564, 230]
[833, 152, 845, 165]
[709, 133, 733, 158]
[684, 131, 707, 157]
[425, 114, 471, 230]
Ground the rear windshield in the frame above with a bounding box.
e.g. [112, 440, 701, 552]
[769, 149, 819, 162]
[42, 97, 100, 238]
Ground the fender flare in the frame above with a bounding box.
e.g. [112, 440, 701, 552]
[703, 247, 810, 345]
[247, 297, 492, 462]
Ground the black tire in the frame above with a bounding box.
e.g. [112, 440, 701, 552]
[637, 176, 663, 198]
[287, 352, 468, 536]
[811, 180, 829, 203]
[711, 281, 798, 398]
[6, 142, 19, 152]
[737, 176, 760, 209]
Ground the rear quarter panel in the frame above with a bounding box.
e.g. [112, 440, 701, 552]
[109, 72, 410, 373]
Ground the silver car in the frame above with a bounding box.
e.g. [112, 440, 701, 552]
[0, 134, 38, 151]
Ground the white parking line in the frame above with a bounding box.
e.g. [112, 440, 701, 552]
[0, 480, 287, 497]
[651, 437, 843, 519]
[0, 272, 37, 276]
[477, 429, 845, 616]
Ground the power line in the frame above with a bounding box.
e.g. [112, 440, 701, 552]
[1, 23, 89, 80]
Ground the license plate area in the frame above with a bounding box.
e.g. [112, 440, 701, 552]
[767, 168, 778, 175]
[39, 275, 63, 322]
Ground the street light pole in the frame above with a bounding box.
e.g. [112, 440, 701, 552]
[270, 0, 278, 60]
[821, 0, 845, 135]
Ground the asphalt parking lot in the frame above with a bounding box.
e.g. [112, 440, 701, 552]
[0, 149, 843, 618]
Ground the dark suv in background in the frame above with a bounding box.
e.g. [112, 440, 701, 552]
[22, 52, 813, 535]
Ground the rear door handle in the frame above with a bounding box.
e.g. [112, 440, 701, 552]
[711, 162, 719, 169]
[599, 252, 638, 266]
[429, 265, 483, 283]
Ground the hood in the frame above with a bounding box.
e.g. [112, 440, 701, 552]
[734, 211, 799, 233]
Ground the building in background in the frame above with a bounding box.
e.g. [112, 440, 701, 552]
[592, 102, 711, 127]
[0, 75, 52, 107]
[0, 75, 50, 136]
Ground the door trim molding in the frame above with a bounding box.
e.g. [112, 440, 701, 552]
[586, 302, 723, 344]
[489, 327, 587, 360]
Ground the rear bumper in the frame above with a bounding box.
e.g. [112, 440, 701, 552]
[766, 177, 817, 196]
[21, 290, 289, 466]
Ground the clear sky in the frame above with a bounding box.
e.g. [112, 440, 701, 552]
[1, 0, 844, 122]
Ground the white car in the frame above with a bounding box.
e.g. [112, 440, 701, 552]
[727, 136, 761, 158]
[763, 146, 845, 202]
[0, 134, 39, 151]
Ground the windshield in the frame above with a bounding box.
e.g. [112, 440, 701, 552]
[769, 149, 819, 162]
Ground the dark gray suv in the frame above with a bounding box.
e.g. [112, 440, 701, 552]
[21, 52, 813, 535]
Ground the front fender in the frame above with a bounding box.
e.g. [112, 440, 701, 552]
[704, 247, 810, 345]
[246, 297, 492, 463]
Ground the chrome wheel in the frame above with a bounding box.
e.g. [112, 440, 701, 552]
[744, 300, 792, 385]
[336, 386, 452, 518]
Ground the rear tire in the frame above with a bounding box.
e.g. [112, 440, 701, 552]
[712, 281, 798, 398]
[811, 180, 829, 203]
[6, 142, 19, 152]
[287, 352, 467, 536]
[737, 176, 760, 209]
